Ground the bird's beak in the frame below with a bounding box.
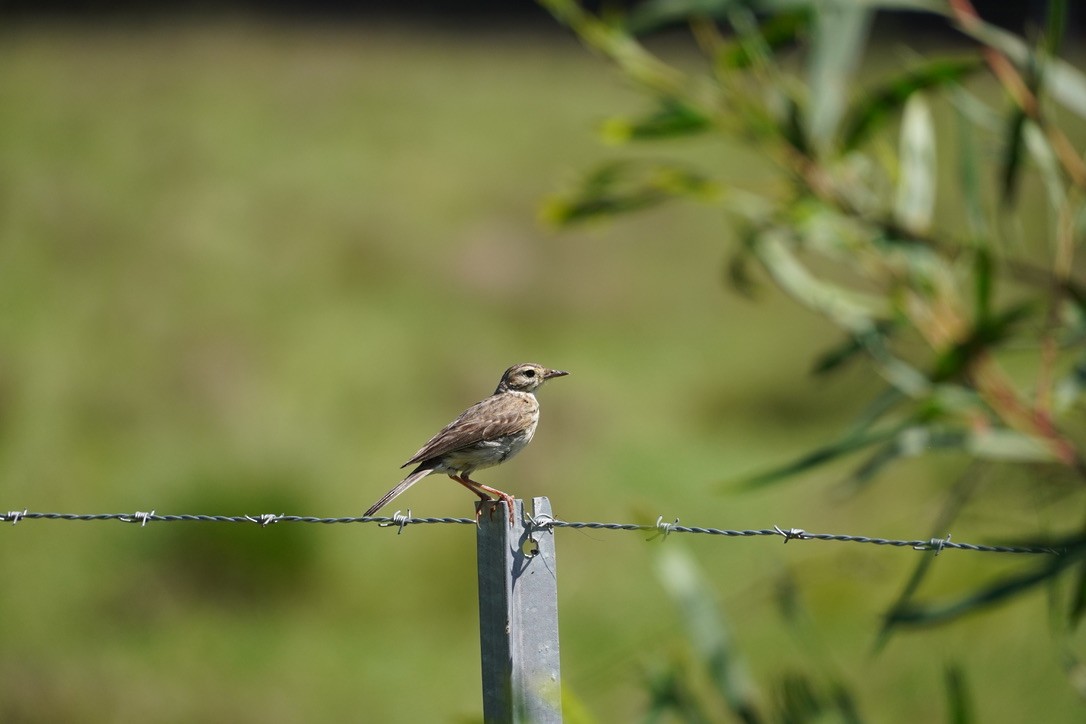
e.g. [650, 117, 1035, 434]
[545, 369, 569, 379]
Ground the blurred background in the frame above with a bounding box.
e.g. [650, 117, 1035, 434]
[1, 2, 1084, 722]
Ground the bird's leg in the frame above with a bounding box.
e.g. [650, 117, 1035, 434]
[460, 475, 516, 526]
[449, 474, 493, 501]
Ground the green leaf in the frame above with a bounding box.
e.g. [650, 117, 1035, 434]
[811, 322, 897, 376]
[954, 90, 989, 240]
[1069, 559, 1086, 627]
[1054, 357, 1086, 414]
[845, 426, 966, 491]
[753, 228, 887, 334]
[654, 546, 762, 722]
[718, 9, 809, 70]
[541, 161, 719, 225]
[623, 0, 743, 35]
[953, 9, 1086, 121]
[973, 247, 992, 326]
[842, 57, 983, 151]
[1023, 119, 1065, 212]
[729, 423, 906, 490]
[966, 428, 1058, 464]
[1043, 0, 1068, 57]
[602, 98, 712, 143]
[807, 1, 874, 152]
[875, 469, 982, 651]
[944, 664, 975, 724]
[894, 93, 937, 235]
[931, 302, 1035, 381]
[884, 540, 1084, 629]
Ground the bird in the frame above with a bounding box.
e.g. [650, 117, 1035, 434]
[364, 362, 569, 525]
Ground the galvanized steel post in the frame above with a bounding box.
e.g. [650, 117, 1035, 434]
[476, 497, 562, 723]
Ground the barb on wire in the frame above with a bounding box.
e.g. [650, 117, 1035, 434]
[2, 509, 28, 525]
[0, 508, 1064, 556]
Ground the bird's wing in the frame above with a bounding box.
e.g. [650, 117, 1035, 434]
[402, 394, 534, 467]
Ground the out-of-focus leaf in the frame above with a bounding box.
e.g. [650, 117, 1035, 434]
[718, 9, 809, 70]
[967, 428, 1059, 463]
[842, 57, 982, 151]
[999, 109, 1027, 205]
[729, 423, 905, 491]
[1069, 559, 1086, 627]
[655, 546, 762, 723]
[931, 302, 1035, 380]
[726, 248, 760, 299]
[772, 672, 863, 723]
[884, 540, 1083, 629]
[845, 425, 965, 491]
[1054, 358, 1086, 413]
[973, 247, 992, 325]
[623, 0, 741, 35]
[811, 325, 895, 376]
[1044, 0, 1067, 57]
[807, 1, 873, 151]
[1060, 651, 1086, 700]
[875, 468, 983, 651]
[944, 664, 974, 724]
[954, 91, 989, 240]
[757, 0, 944, 13]
[602, 98, 712, 143]
[781, 95, 811, 156]
[540, 0, 686, 95]
[954, 10, 1086, 120]
[776, 673, 821, 721]
[754, 229, 887, 334]
[1023, 119, 1064, 212]
[895, 93, 937, 235]
[541, 161, 720, 225]
[831, 684, 863, 724]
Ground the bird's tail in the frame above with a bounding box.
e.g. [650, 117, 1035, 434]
[364, 465, 433, 517]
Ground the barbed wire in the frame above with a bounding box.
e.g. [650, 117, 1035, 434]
[0, 507, 1062, 556]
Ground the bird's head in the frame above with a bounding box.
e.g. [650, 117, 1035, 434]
[496, 362, 569, 394]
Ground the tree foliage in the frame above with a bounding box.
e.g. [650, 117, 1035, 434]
[540, 0, 1086, 712]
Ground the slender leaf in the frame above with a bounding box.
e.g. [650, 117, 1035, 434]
[1043, 0, 1067, 57]
[655, 546, 762, 723]
[954, 90, 989, 240]
[885, 544, 1083, 629]
[895, 93, 937, 235]
[1069, 559, 1086, 627]
[944, 663, 974, 724]
[931, 302, 1035, 381]
[602, 98, 712, 143]
[807, 1, 874, 152]
[875, 468, 983, 651]
[842, 57, 982, 151]
[1054, 357, 1086, 413]
[718, 9, 809, 70]
[845, 426, 967, 491]
[754, 229, 887, 334]
[542, 161, 719, 225]
[730, 423, 906, 490]
[999, 108, 1027, 205]
[624, 0, 742, 35]
[1023, 119, 1064, 212]
[954, 9, 1086, 120]
[973, 247, 992, 326]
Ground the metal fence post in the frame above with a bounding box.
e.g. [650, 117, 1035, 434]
[476, 496, 562, 723]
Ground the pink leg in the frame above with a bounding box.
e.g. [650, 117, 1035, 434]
[459, 476, 515, 526]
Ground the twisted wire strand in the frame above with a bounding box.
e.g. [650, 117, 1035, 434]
[0, 508, 1062, 555]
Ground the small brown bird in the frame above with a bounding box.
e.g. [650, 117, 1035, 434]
[364, 362, 569, 525]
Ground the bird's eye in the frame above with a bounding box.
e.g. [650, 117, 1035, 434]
[523, 369, 536, 377]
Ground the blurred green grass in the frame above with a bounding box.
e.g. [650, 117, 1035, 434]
[0, 21, 1083, 723]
